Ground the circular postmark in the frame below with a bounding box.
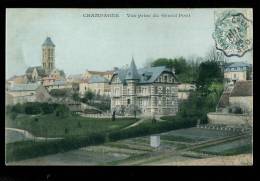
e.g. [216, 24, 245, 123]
[213, 11, 253, 57]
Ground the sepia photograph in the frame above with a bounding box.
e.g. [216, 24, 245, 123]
[5, 8, 253, 166]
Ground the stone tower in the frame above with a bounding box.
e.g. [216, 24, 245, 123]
[42, 37, 55, 74]
[125, 57, 140, 106]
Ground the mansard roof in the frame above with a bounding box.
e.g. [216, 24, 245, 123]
[112, 64, 175, 84]
[89, 75, 109, 83]
[9, 83, 41, 91]
[227, 62, 251, 68]
[42, 37, 55, 47]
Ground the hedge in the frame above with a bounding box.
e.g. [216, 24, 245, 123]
[8, 102, 68, 116]
[6, 132, 106, 162]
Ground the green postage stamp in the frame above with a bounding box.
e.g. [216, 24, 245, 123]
[213, 10, 253, 57]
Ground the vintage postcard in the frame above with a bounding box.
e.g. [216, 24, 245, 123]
[5, 8, 253, 165]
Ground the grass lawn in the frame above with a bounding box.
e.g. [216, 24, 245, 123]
[6, 113, 137, 137]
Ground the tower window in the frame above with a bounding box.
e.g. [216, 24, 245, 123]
[127, 99, 131, 105]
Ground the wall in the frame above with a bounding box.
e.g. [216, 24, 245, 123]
[178, 92, 190, 100]
[207, 112, 252, 126]
[229, 96, 253, 114]
[79, 82, 110, 96]
[224, 71, 247, 81]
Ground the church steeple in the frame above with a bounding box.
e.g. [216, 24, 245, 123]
[42, 37, 55, 74]
[125, 57, 140, 80]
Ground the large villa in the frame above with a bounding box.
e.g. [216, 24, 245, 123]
[109, 58, 179, 116]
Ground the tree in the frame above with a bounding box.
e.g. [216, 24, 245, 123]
[205, 47, 228, 62]
[197, 61, 223, 92]
[72, 92, 80, 102]
[64, 128, 69, 135]
[83, 90, 95, 103]
[11, 103, 24, 113]
[151, 57, 198, 83]
[10, 112, 18, 120]
[205, 47, 230, 73]
[41, 103, 54, 114]
[112, 110, 116, 121]
[60, 70, 66, 78]
[49, 89, 68, 97]
[151, 58, 174, 69]
[55, 104, 70, 118]
[77, 122, 82, 128]
[24, 102, 42, 115]
[172, 57, 188, 74]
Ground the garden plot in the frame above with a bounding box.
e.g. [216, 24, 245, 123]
[80, 145, 148, 155]
[10, 146, 132, 165]
[198, 136, 252, 155]
[106, 136, 184, 153]
[160, 127, 235, 142]
[106, 138, 154, 152]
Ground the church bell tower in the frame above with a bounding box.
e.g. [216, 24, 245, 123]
[42, 37, 55, 74]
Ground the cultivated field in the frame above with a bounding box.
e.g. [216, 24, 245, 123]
[8, 127, 252, 165]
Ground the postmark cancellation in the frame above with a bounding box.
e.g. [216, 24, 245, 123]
[213, 9, 253, 57]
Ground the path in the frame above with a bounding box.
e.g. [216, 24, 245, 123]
[122, 115, 167, 130]
[122, 118, 146, 130]
[6, 127, 63, 142]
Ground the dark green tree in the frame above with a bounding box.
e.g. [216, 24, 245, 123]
[72, 92, 80, 102]
[196, 61, 223, 92]
[82, 90, 95, 103]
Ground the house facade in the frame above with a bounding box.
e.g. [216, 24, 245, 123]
[110, 59, 178, 116]
[46, 80, 72, 91]
[224, 62, 252, 84]
[6, 83, 51, 105]
[229, 80, 253, 115]
[6, 75, 28, 90]
[79, 75, 110, 96]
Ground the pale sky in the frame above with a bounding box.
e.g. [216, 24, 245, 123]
[6, 8, 253, 78]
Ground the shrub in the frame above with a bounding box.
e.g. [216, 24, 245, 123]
[232, 106, 243, 114]
[55, 105, 70, 118]
[49, 89, 69, 97]
[77, 122, 82, 128]
[10, 112, 18, 120]
[11, 103, 24, 113]
[41, 103, 54, 114]
[24, 103, 42, 115]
